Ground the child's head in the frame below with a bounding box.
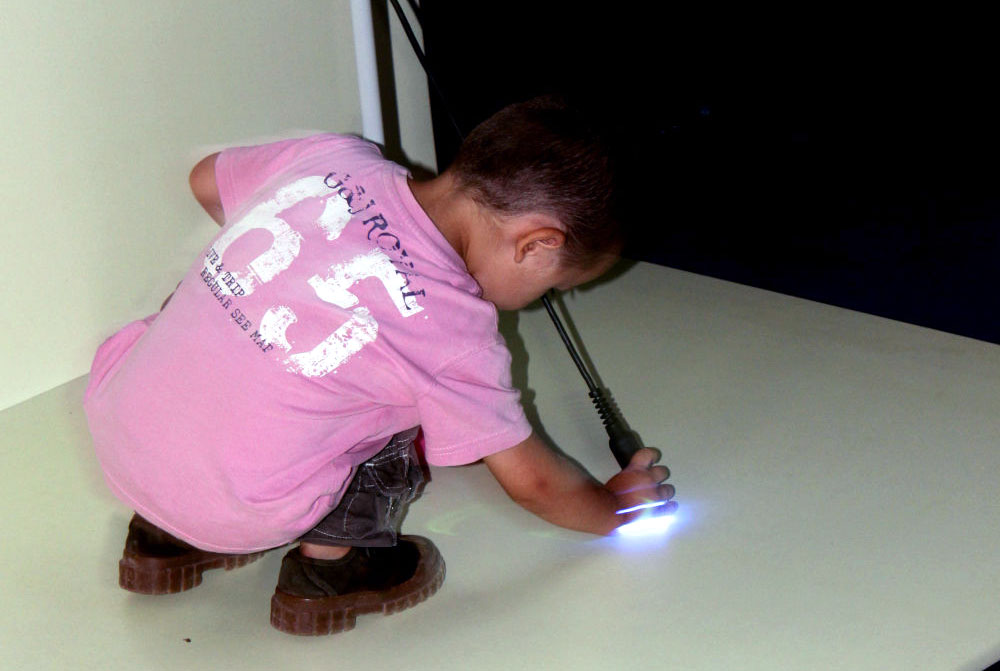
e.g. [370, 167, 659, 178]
[449, 96, 623, 268]
[444, 95, 624, 308]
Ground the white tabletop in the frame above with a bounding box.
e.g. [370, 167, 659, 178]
[3, 261, 998, 670]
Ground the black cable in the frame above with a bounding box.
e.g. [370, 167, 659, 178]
[386, 0, 465, 142]
[541, 293, 598, 393]
[404, 0, 422, 24]
[541, 292, 640, 468]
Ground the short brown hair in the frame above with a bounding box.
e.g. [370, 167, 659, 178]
[447, 96, 623, 268]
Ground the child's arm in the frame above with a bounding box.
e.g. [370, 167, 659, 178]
[189, 153, 225, 226]
[159, 153, 224, 311]
[483, 432, 675, 535]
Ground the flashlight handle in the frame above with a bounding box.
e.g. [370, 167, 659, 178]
[608, 423, 644, 469]
[590, 388, 643, 468]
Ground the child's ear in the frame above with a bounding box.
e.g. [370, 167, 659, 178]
[513, 223, 566, 263]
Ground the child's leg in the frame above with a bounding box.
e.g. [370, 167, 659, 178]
[271, 427, 445, 636]
[297, 426, 425, 552]
[299, 543, 351, 559]
[118, 428, 423, 594]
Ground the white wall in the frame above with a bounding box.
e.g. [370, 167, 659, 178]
[0, 1, 434, 410]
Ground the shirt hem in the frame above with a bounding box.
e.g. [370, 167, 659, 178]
[424, 422, 534, 467]
[101, 471, 297, 555]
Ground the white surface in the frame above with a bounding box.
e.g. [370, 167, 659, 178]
[2, 262, 998, 670]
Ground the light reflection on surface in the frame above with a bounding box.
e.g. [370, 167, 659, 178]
[615, 512, 677, 537]
[610, 500, 689, 548]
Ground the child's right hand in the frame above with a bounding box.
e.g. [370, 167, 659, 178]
[604, 447, 677, 527]
[484, 433, 675, 536]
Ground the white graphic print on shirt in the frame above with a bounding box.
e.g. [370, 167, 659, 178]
[200, 172, 424, 378]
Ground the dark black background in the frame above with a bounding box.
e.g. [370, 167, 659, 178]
[416, 2, 998, 344]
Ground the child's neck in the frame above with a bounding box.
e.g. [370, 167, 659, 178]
[408, 173, 484, 268]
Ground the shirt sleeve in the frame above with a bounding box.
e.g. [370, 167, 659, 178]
[416, 341, 533, 466]
[214, 137, 308, 219]
[214, 134, 378, 220]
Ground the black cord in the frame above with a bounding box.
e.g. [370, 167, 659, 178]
[541, 293, 599, 393]
[404, 0, 422, 24]
[386, 0, 465, 142]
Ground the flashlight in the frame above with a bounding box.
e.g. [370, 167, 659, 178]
[541, 293, 678, 536]
[541, 294, 643, 468]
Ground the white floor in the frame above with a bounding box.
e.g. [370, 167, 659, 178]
[3, 262, 999, 670]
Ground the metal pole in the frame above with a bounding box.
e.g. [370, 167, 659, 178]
[350, 0, 385, 144]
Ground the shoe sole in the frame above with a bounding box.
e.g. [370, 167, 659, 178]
[120, 550, 266, 595]
[269, 535, 446, 635]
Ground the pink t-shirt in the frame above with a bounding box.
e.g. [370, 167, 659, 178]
[84, 134, 531, 552]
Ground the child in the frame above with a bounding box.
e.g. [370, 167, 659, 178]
[83, 96, 676, 635]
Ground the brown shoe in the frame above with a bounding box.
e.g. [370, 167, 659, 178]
[119, 514, 266, 594]
[270, 536, 445, 635]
